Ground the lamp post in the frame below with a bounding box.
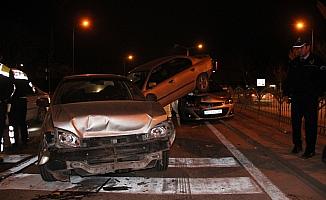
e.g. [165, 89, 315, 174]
[295, 20, 314, 51]
[72, 18, 91, 74]
[174, 43, 203, 56]
[123, 54, 134, 75]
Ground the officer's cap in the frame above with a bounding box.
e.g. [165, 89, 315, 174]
[292, 37, 310, 48]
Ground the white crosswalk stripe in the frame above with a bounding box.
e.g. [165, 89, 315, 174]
[2, 154, 32, 164]
[0, 156, 38, 179]
[0, 174, 263, 195]
[0, 156, 264, 195]
[100, 176, 262, 194]
[169, 157, 239, 168]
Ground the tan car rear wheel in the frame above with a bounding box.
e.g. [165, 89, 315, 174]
[196, 73, 209, 92]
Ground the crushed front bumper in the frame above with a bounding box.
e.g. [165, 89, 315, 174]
[42, 137, 169, 176]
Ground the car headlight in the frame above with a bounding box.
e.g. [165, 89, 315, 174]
[225, 98, 233, 104]
[56, 128, 80, 148]
[145, 121, 173, 140]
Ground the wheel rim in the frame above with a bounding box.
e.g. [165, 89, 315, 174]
[198, 75, 208, 90]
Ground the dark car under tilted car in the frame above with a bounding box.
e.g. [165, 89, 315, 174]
[178, 79, 234, 121]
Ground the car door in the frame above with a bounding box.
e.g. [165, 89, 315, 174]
[144, 58, 194, 106]
[169, 58, 197, 100]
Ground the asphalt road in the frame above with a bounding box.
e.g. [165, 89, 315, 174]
[0, 109, 325, 200]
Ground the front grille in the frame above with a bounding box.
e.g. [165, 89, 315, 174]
[53, 138, 169, 164]
[81, 134, 146, 147]
[200, 102, 223, 107]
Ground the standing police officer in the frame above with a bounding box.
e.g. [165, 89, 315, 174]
[284, 37, 326, 159]
[0, 63, 15, 161]
[9, 69, 30, 148]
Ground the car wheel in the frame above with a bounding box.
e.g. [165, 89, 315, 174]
[156, 150, 169, 171]
[39, 163, 58, 182]
[196, 73, 209, 92]
[38, 139, 58, 182]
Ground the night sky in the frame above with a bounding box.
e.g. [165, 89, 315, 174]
[1, 0, 325, 90]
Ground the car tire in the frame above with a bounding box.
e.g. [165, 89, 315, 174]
[39, 163, 58, 182]
[38, 139, 58, 182]
[196, 73, 209, 92]
[156, 150, 169, 171]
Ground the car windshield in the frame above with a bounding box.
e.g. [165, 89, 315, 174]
[53, 78, 145, 105]
[127, 71, 148, 89]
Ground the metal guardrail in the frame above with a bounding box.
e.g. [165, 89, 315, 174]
[231, 87, 326, 136]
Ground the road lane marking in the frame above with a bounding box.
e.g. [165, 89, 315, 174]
[169, 157, 240, 168]
[100, 176, 262, 194]
[0, 156, 38, 180]
[0, 173, 107, 192]
[0, 173, 262, 195]
[0, 156, 239, 181]
[2, 154, 32, 163]
[206, 122, 289, 200]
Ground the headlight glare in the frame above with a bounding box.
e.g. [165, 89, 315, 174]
[145, 121, 172, 140]
[56, 129, 80, 148]
[150, 126, 167, 137]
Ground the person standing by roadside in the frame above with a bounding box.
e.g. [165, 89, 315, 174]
[8, 69, 30, 148]
[0, 63, 15, 161]
[284, 37, 326, 159]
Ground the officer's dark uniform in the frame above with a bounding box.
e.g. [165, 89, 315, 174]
[284, 41, 326, 158]
[9, 78, 30, 146]
[0, 64, 15, 156]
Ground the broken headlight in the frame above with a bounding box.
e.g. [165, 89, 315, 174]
[145, 121, 173, 140]
[56, 128, 80, 148]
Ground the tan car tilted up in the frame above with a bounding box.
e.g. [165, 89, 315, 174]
[128, 55, 213, 106]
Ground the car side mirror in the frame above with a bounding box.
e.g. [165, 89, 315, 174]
[36, 97, 50, 107]
[148, 82, 157, 89]
[146, 93, 158, 101]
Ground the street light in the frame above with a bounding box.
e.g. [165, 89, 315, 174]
[72, 18, 91, 74]
[123, 54, 134, 75]
[174, 43, 204, 56]
[295, 21, 305, 30]
[294, 20, 314, 51]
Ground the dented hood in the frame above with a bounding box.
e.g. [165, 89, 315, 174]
[50, 101, 167, 138]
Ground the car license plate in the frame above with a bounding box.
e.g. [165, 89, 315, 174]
[204, 109, 222, 115]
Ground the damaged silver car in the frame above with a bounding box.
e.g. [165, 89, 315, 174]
[37, 74, 175, 182]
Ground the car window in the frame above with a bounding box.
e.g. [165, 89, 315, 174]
[125, 81, 146, 101]
[127, 71, 149, 89]
[147, 65, 170, 87]
[147, 58, 192, 89]
[54, 78, 144, 104]
[166, 58, 192, 75]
